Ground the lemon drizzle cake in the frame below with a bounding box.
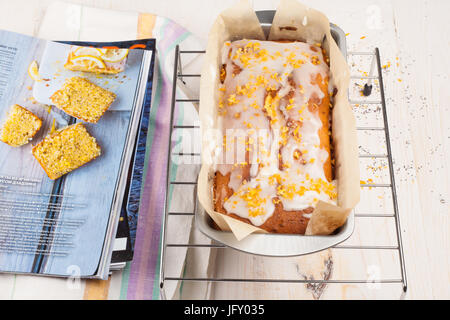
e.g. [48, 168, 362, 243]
[50, 77, 116, 123]
[0, 105, 42, 147]
[213, 40, 337, 234]
[64, 46, 128, 74]
[32, 122, 101, 180]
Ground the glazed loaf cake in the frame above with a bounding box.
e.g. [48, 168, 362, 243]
[213, 39, 337, 234]
[32, 123, 101, 180]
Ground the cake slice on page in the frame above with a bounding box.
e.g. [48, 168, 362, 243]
[50, 77, 116, 123]
[0, 104, 42, 147]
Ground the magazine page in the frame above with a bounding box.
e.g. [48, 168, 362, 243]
[0, 29, 155, 277]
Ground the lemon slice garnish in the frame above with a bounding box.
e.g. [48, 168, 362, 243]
[28, 60, 42, 81]
[101, 49, 129, 63]
[73, 47, 103, 57]
[70, 55, 106, 69]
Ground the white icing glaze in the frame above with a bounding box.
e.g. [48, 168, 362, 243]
[215, 40, 337, 227]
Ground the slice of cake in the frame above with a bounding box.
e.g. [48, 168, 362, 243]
[0, 105, 42, 147]
[50, 77, 116, 123]
[32, 123, 101, 180]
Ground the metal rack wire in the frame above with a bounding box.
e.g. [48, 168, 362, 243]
[159, 45, 407, 299]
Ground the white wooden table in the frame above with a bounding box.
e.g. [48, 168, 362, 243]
[0, 0, 448, 300]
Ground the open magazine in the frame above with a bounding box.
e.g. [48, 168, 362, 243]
[0, 30, 155, 279]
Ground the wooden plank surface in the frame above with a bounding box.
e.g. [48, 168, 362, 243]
[0, 0, 447, 300]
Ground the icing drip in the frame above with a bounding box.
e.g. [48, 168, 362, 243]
[216, 39, 337, 226]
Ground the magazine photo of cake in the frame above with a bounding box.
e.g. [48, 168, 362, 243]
[0, 29, 155, 278]
[64, 46, 129, 74]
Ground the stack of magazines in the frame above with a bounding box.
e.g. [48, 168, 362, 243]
[0, 29, 156, 279]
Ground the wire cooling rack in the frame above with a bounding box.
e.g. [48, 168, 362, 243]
[159, 45, 407, 300]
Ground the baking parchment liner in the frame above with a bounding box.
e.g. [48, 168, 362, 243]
[198, 0, 360, 240]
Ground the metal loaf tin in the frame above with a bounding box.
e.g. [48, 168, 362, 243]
[195, 10, 354, 257]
